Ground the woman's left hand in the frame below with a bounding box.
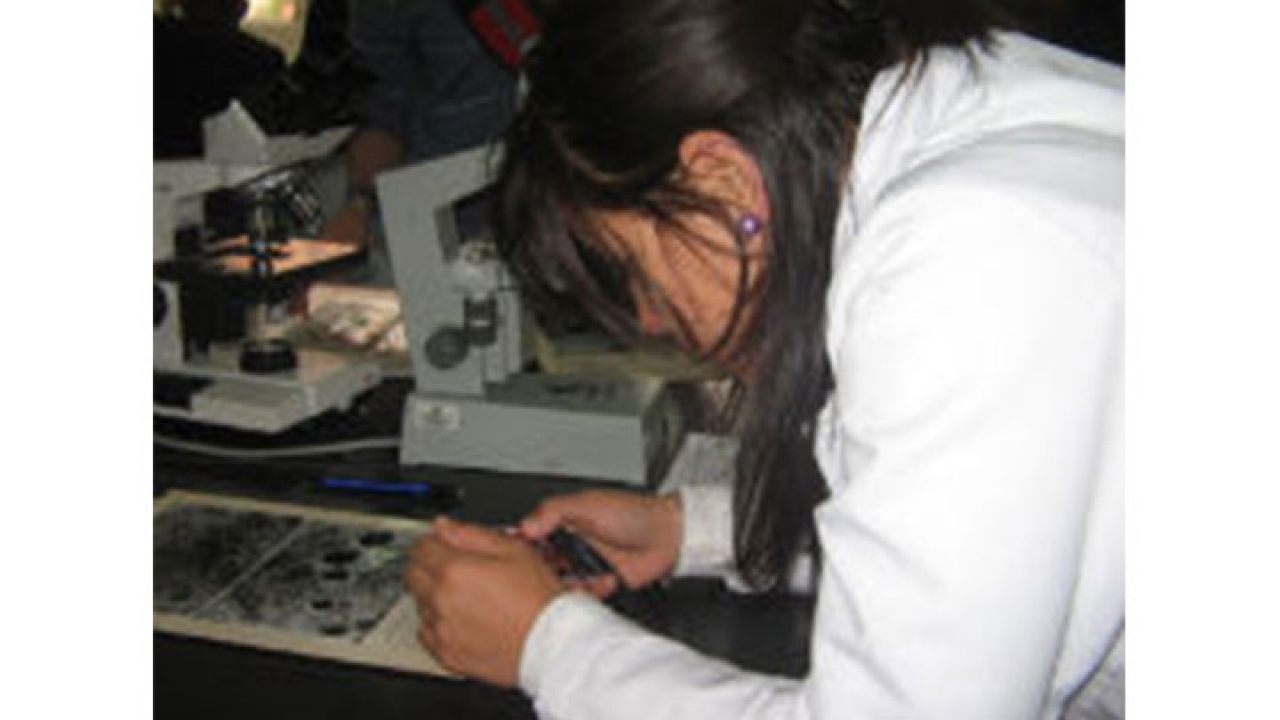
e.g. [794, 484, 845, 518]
[405, 516, 564, 686]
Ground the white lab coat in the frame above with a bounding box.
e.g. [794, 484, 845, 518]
[518, 32, 1124, 720]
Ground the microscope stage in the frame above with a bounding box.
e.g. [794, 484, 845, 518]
[155, 237, 367, 295]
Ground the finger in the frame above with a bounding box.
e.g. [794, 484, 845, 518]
[560, 576, 588, 593]
[434, 516, 521, 556]
[409, 535, 456, 578]
[517, 502, 565, 541]
[417, 623, 439, 653]
[407, 535, 433, 571]
[404, 563, 430, 597]
[519, 492, 602, 539]
[414, 596, 437, 628]
[558, 572, 618, 598]
[580, 574, 619, 599]
[405, 568, 444, 629]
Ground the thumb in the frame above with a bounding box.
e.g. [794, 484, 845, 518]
[518, 504, 562, 541]
[434, 516, 518, 555]
[519, 494, 586, 540]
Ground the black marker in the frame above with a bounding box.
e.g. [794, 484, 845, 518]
[546, 528, 668, 606]
[547, 528, 616, 578]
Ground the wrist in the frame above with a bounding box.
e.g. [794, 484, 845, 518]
[346, 185, 379, 214]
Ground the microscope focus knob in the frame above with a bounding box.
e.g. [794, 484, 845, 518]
[424, 327, 469, 369]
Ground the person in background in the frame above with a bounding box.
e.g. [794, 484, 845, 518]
[406, 1, 1124, 718]
[322, 0, 519, 267]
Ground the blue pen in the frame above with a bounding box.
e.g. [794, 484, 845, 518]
[318, 476, 462, 504]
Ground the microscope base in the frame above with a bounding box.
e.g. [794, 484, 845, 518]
[154, 346, 382, 433]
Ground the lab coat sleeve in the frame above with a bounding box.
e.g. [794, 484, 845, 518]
[517, 177, 1121, 719]
[673, 484, 816, 592]
[672, 484, 736, 577]
[520, 592, 803, 719]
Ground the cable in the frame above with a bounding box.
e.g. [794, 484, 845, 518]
[153, 434, 400, 460]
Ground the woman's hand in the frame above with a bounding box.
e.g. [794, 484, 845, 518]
[519, 490, 684, 598]
[405, 517, 564, 686]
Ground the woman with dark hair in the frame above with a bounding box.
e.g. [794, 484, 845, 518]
[407, 1, 1123, 717]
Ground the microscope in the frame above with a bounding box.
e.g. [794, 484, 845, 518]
[154, 103, 382, 433]
[378, 148, 683, 486]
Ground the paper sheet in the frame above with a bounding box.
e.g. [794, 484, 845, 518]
[153, 491, 448, 677]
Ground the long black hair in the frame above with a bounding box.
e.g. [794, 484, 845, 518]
[495, 0, 1011, 589]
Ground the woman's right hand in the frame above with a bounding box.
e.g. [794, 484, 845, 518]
[519, 490, 684, 598]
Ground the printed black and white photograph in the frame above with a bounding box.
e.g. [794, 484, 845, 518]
[154, 497, 419, 645]
[196, 519, 416, 642]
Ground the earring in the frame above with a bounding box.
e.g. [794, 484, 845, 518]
[739, 213, 763, 237]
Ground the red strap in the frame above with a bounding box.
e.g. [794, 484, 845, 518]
[468, 0, 541, 68]
[470, 9, 522, 68]
[499, 0, 540, 35]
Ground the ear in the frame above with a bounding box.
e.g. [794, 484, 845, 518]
[677, 131, 770, 225]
